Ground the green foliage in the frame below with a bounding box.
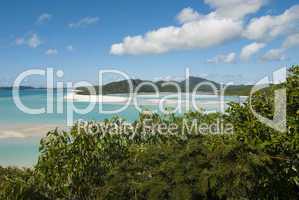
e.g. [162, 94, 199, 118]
[0, 66, 298, 199]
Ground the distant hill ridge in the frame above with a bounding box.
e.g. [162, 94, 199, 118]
[77, 76, 252, 96]
[0, 86, 36, 90]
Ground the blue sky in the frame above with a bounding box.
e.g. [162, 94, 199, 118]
[0, 0, 299, 86]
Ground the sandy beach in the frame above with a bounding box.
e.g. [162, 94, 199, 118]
[0, 123, 64, 139]
[64, 92, 245, 106]
[64, 93, 129, 103]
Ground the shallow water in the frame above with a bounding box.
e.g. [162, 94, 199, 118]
[0, 89, 246, 166]
[0, 137, 40, 167]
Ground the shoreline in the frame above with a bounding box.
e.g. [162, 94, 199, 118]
[64, 93, 129, 103]
[0, 123, 65, 139]
[65, 92, 248, 104]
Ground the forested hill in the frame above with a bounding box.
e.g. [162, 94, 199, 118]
[0, 86, 36, 90]
[76, 76, 253, 96]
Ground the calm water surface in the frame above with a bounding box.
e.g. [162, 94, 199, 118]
[0, 89, 245, 166]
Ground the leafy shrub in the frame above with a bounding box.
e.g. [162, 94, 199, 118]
[0, 66, 298, 199]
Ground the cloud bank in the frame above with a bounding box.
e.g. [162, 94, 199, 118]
[176, 7, 203, 24]
[207, 52, 236, 64]
[244, 5, 299, 41]
[261, 48, 286, 61]
[110, 0, 268, 55]
[110, 1, 299, 59]
[204, 0, 267, 20]
[111, 15, 242, 55]
[240, 42, 265, 60]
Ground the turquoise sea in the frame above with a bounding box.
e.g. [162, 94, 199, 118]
[0, 89, 245, 167]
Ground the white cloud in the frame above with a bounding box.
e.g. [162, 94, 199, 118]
[261, 48, 286, 61]
[204, 0, 267, 20]
[110, 0, 269, 56]
[283, 33, 299, 48]
[15, 33, 42, 48]
[260, 32, 299, 62]
[240, 42, 265, 60]
[27, 34, 42, 48]
[109, 1, 298, 57]
[66, 45, 74, 51]
[176, 7, 202, 24]
[207, 52, 236, 64]
[110, 14, 242, 55]
[244, 5, 299, 41]
[15, 37, 25, 45]
[69, 17, 99, 28]
[45, 48, 58, 55]
[37, 13, 52, 24]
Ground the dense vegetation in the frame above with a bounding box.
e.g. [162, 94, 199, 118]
[76, 76, 253, 96]
[0, 66, 298, 199]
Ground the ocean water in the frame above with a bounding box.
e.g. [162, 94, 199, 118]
[0, 89, 245, 167]
[0, 137, 40, 167]
[0, 89, 140, 124]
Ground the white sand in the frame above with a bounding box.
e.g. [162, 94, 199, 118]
[64, 93, 129, 103]
[64, 92, 238, 105]
[0, 124, 64, 139]
[145, 98, 183, 105]
[64, 92, 232, 103]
